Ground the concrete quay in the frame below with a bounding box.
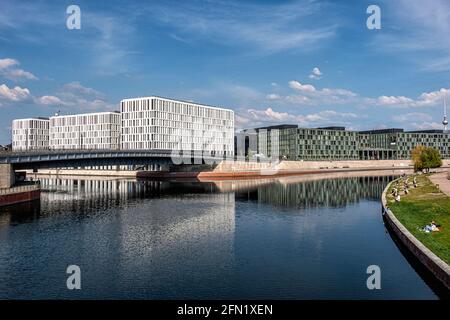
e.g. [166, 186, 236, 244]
[381, 178, 450, 291]
[0, 184, 41, 207]
[15, 159, 450, 180]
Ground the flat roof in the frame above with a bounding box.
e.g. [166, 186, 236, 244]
[49, 111, 120, 118]
[120, 96, 234, 113]
[315, 126, 346, 131]
[12, 117, 49, 121]
[253, 124, 298, 131]
[358, 128, 404, 134]
[250, 124, 348, 131]
[405, 130, 449, 134]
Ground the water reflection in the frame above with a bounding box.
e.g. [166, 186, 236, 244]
[0, 171, 439, 299]
[253, 176, 394, 209]
[35, 172, 396, 211]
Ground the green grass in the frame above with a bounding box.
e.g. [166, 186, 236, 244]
[387, 174, 450, 265]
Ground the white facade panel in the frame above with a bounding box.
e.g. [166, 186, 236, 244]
[49, 112, 121, 150]
[120, 97, 234, 155]
[12, 118, 49, 151]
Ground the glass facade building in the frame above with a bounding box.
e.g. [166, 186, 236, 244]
[249, 125, 450, 160]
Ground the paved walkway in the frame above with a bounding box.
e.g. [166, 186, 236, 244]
[429, 171, 450, 197]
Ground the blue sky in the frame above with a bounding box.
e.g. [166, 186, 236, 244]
[0, 0, 449, 144]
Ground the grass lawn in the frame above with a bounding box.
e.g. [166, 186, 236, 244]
[387, 174, 450, 265]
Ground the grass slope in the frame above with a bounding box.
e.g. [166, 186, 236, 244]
[387, 174, 450, 265]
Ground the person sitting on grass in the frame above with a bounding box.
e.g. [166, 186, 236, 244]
[395, 194, 401, 202]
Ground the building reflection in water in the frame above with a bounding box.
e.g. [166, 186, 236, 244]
[1, 175, 236, 299]
[0, 171, 415, 299]
[251, 175, 395, 209]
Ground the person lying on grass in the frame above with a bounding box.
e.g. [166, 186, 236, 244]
[422, 221, 441, 233]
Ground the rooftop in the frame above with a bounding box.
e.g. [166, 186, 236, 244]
[12, 117, 50, 121]
[120, 96, 234, 113]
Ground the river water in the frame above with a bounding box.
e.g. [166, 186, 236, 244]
[0, 171, 442, 299]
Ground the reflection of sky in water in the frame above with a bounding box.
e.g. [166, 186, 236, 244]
[0, 174, 441, 299]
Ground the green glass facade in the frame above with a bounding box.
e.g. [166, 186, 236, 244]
[247, 126, 450, 160]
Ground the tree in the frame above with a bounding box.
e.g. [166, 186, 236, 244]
[411, 145, 442, 172]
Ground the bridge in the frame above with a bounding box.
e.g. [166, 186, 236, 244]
[0, 149, 225, 188]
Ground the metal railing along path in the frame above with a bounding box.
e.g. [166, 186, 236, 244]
[0, 183, 40, 195]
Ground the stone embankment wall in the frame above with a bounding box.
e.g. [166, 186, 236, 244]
[0, 184, 40, 207]
[213, 159, 418, 172]
[381, 180, 450, 290]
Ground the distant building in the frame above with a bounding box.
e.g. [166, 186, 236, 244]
[359, 128, 450, 160]
[49, 112, 121, 150]
[247, 125, 450, 160]
[12, 117, 49, 151]
[120, 96, 234, 156]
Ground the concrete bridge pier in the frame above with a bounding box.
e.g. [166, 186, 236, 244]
[0, 164, 15, 188]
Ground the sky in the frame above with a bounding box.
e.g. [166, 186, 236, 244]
[0, 0, 449, 144]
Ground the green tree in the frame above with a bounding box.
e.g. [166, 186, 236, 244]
[411, 145, 442, 172]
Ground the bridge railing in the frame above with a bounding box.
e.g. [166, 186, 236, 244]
[0, 182, 40, 195]
[0, 148, 177, 156]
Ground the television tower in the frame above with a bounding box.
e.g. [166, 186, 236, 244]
[443, 92, 448, 132]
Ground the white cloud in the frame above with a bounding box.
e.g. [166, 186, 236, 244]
[309, 67, 322, 79]
[411, 122, 443, 130]
[374, 88, 450, 108]
[60, 82, 106, 100]
[289, 80, 316, 92]
[0, 58, 19, 69]
[0, 84, 30, 101]
[392, 112, 433, 123]
[37, 95, 65, 106]
[3, 68, 38, 81]
[267, 93, 281, 100]
[284, 80, 358, 106]
[0, 57, 37, 81]
[377, 95, 414, 106]
[149, 0, 337, 54]
[36, 82, 115, 112]
[187, 80, 448, 132]
[372, 0, 450, 71]
[240, 107, 358, 128]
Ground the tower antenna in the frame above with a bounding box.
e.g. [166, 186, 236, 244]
[443, 92, 448, 132]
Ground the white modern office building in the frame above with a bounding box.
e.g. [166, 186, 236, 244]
[120, 96, 234, 156]
[49, 111, 121, 150]
[12, 117, 50, 151]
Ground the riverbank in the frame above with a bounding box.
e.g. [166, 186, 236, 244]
[382, 174, 450, 290]
[24, 159, 450, 180]
[0, 183, 41, 207]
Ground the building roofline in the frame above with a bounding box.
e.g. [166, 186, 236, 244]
[120, 96, 234, 113]
[358, 128, 404, 134]
[12, 117, 50, 121]
[49, 111, 120, 119]
[405, 129, 449, 134]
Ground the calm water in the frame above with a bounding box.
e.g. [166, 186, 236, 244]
[0, 173, 442, 299]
